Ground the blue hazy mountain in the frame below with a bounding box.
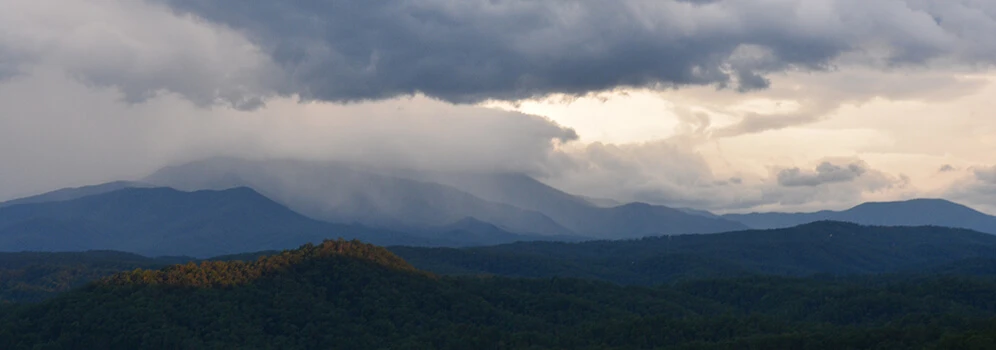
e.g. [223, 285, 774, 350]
[0, 187, 436, 257]
[0, 181, 151, 208]
[424, 217, 587, 247]
[420, 171, 748, 238]
[145, 158, 746, 239]
[143, 158, 576, 237]
[724, 198, 996, 234]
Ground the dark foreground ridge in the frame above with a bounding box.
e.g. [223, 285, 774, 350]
[393, 221, 996, 284]
[2, 238, 996, 349]
[4, 221, 996, 303]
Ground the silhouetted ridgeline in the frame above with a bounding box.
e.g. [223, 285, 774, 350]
[393, 221, 996, 284]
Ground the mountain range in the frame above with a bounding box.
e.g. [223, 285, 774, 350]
[0, 185, 595, 256]
[142, 157, 748, 238]
[416, 171, 748, 238]
[723, 198, 996, 234]
[4, 157, 996, 258]
[0, 187, 429, 257]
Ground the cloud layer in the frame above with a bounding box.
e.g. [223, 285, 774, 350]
[2, 0, 996, 216]
[157, 0, 996, 103]
[546, 141, 910, 212]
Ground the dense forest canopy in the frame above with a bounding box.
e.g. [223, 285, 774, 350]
[1, 237, 996, 349]
[392, 221, 996, 284]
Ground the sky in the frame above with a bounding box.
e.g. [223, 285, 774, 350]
[1, 0, 996, 214]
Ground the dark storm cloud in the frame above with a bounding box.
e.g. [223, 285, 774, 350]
[777, 161, 868, 187]
[156, 0, 996, 104]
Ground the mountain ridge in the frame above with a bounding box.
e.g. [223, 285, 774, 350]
[393, 221, 996, 284]
[144, 158, 577, 237]
[723, 198, 996, 234]
[0, 186, 430, 257]
[0, 181, 151, 208]
[358, 167, 749, 237]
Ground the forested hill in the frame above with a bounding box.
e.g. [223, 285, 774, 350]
[3, 239, 996, 349]
[0, 251, 189, 303]
[0, 241, 412, 304]
[5, 221, 995, 304]
[392, 221, 996, 285]
[100, 239, 422, 287]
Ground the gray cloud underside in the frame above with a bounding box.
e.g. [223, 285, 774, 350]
[778, 161, 867, 187]
[157, 0, 996, 104]
[974, 166, 996, 184]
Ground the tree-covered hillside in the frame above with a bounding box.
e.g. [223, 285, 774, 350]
[0, 251, 187, 303]
[392, 221, 996, 284]
[5, 221, 995, 304]
[2, 239, 996, 349]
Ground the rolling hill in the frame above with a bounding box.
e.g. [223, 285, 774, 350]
[392, 221, 996, 284]
[724, 198, 996, 234]
[0, 251, 187, 303]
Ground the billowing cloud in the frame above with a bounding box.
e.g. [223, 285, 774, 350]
[2, 0, 996, 218]
[542, 141, 909, 212]
[678, 66, 990, 139]
[0, 67, 576, 200]
[155, 0, 996, 104]
[777, 161, 868, 187]
[0, 0, 281, 109]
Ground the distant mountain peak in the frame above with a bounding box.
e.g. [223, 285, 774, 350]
[850, 198, 977, 211]
[0, 180, 152, 208]
[724, 198, 996, 234]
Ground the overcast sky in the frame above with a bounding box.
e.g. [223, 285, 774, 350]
[2, 0, 995, 214]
